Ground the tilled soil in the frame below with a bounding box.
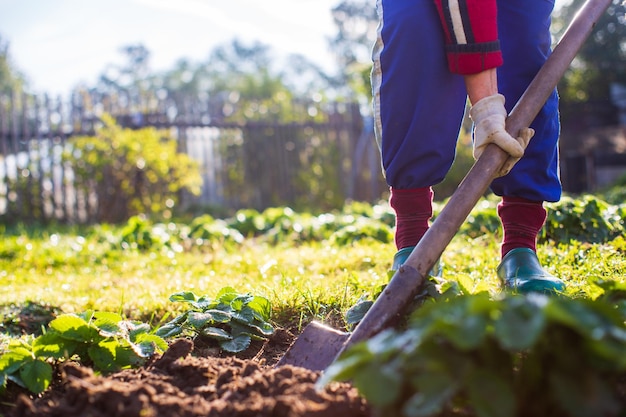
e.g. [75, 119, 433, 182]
[1, 329, 372, 417]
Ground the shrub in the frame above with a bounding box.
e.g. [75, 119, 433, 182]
[65, 115, 202, 223]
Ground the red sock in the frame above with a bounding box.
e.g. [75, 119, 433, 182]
[389, 187, 433, 250]
[497, 196, 547, 258]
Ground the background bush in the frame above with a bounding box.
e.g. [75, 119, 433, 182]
[65, 115, 202, 223]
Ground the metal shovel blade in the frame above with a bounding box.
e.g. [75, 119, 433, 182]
[275, 321, 349, 371]
[276, 264, 427, 371]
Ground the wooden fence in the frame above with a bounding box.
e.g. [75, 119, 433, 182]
[0, 91, 386, 224]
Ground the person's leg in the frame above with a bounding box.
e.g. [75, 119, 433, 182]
[492, 0, 564, 293]
[372, 0, 466, 263]
[492, 0, 561, 203]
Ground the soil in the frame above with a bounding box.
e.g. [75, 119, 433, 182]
[0, 328, 372, 417]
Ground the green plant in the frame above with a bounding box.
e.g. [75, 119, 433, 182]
[156, 287, 274, 353]
[543, 195, 624, 243]
[459, 196, 501, 238]
[0, 311, 167, 394]
[187, 216, 245, 246]
[330, 217, 393, 245]
[321, 291, 626, 417]
[64, 114, 202, 223]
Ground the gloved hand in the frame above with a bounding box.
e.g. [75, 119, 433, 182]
[469, 93, 534, 176]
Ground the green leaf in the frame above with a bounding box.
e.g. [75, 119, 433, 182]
[32, 332, 78, 359]
[127, 322, 151, 339]
[187, 310, 231, 329]
[227, 322, 268, 341]
[404, 373, 457, 417]
[49, 314, 101, 343]
[169, 291, 198, 303]
[220, 334, 251, 352]
[345, 299, 373, 327]
[19, 359, 52, 394]
[229, 322, 252, 336]
[133, 333, 168, 353]
[164, 312, 189, 326]
[248, 296, 272, 321]
[551, 371, 621, 417]
[77, 310, 95, 322]
[132, 341, 156, 358]
[155, 323, 184, 339]
[429, 299, 490, 350]
[247, 321, 275, 337]
[318, 346, 374, 388]
[231, 307, 255, 325]
[193, 296, 214, 310]
[494, 295, 546, 350]
[466, 368, 515, 417]
[88, 342, 117, 372]
[94, 319, 121, 337]
[0, 372, 7, 390]
[231, 294, 254, 311]
[92, 311, 124, 323]
[202, 327, 232, 341]
[89, 340, 142, 372]
[353, 362, 402, 407]
[216, 287, 238, 303]
[0, 348, 32, 374]
[115, 343, 145, 368]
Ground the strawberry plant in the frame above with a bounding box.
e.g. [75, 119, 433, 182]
[543, 195, 624, 243]
[321, 288, 626, 417]
[156, 287, 274, 353]
[0, 311, 167, 394]
[188, 216, 245, 246]
[330, 217, 393, 245]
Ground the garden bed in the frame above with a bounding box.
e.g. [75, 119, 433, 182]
[3, 330, 371, 417]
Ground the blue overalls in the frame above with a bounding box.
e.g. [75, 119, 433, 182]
[372, 0, 561, 202]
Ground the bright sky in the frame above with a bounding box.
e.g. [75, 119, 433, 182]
[0, 0, 574, 98]
[0, 0, 341, 96]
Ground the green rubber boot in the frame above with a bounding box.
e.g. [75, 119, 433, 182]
[497, 247, 565, 295]
[391, 246, 442, 277]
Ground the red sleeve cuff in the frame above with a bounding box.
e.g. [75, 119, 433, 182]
[446, 49, 503, 75]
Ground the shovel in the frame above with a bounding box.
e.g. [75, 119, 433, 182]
[276, 0, 613, 372]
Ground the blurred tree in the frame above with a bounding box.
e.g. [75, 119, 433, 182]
[553, 0, 626, 102]
[196, 39, 295, 123]
[0, 35, 26, 94]
[281, 53, 337, 98]
[98, 44, 153, 92]
[327, 0, 378, 102]
[94, 43, 160, 111]
[329, 1, 377, 70]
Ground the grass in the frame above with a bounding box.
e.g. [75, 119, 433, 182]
[0, 230, 394, 330]
[2, 216, 624, 338]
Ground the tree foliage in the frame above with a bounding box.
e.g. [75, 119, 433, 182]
[328, 0, 378, 102]
[553, 0, 626, 102]
[0, 35, 26, 95]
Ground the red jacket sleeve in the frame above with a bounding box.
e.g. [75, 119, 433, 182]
[433, 0, 503, 75]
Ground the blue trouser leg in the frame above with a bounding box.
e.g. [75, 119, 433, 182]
[372, 0, 466, 189]
[491, 0, 561, 202]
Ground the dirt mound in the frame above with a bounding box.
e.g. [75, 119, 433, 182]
[4, 334, 371, 417]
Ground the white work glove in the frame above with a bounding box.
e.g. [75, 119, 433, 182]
[469, 93, 534, 176]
